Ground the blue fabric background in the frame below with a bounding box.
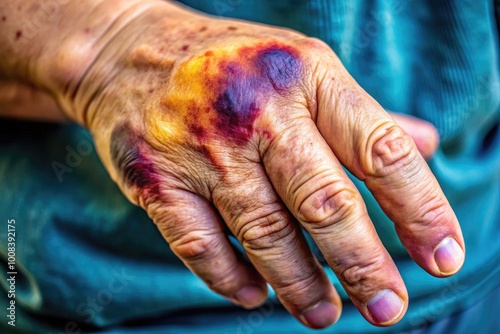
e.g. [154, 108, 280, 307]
[1, 0, 499, 333]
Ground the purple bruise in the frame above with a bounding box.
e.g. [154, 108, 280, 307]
[255, 47, 301, 91]
[211, 44, 302, 144]
[213, 79, 261, 143]
[110, 123, 159, 196]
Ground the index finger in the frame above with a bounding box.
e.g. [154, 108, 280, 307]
[314, 49, 465, 277]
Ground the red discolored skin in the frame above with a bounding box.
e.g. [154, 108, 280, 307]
[110, 123, 160, 197]
[113, 43, 304, 193]
[162, 42, 304, 146]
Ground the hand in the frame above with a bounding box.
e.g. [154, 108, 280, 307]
[0, 80, 439, 158]
[19, 1, 464, 329]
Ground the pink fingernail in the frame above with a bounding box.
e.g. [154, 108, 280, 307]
[367, 289, 404, 325]
[234, 285, 267, 308]
[434, 237, 465, 275]
[300, 301, 339, 329]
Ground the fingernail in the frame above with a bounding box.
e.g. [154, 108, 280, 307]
[300, 301, 339, 329]
[434, 237, 465, 275]
[367, 289, 404, 325]
[234, 285, 267, 308]
[422, 138, 438, 158]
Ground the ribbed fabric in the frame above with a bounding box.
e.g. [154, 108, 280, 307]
[0, 1, 499, 333]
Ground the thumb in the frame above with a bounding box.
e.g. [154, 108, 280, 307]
[389, 112, 440, 160]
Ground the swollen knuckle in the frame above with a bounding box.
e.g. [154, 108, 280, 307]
[368, 124, 417, 177]
[240, 210, 293, 250]
[298, 181, 360, 228]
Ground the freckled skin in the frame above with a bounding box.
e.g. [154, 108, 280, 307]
[153, 42, 302, 148]
[110, 123, 159, 196]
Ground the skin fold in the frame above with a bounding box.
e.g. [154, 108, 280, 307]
[0, 0, 463, 330]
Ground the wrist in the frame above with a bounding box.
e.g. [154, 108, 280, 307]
[39, 0, 190, 125]
[0, 0, 200, 125]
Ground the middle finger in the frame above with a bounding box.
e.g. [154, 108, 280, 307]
[261, 114, 408, 326]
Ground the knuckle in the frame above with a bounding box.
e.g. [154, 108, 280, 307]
[421, 201, 450, 225]
[300, 37, 331, 51]
[240, 209, 294, 250]
[407, 197, 453, 234]
[273, 267, 320, 300]
[337, 86, 365, 112]
[170, 231, 220, 261]
[297, 179, 361, 228]
[368, 124, 417, 177]
[337, 254, 385, 288]
[206, 270, 239, 294]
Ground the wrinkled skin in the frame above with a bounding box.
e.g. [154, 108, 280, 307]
[0, 1, 462, 329]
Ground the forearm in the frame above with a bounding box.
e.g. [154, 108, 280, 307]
[0, 0, 197, 123]
[0, 80, 69, 122]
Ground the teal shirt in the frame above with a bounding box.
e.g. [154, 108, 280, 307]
[0, 0, 499, 333]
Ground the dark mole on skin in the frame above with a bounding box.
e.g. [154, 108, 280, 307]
[15, 30, 22, 40]
[181, 44, 190, 51]
[110, 123, 160, 196]
[1, 16, 6, 22]
[206, 43, 302, 144]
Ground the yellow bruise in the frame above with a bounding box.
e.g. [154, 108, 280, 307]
[147, 48, 233, 144]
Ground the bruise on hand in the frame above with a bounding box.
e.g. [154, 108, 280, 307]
[110, 123, 160, 198]
[152, 42, 303, 147]
[110, 42, 303, 200]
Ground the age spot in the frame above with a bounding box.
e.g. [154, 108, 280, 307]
[15, 30, 22, 40]
[181, 44, 190, 51]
